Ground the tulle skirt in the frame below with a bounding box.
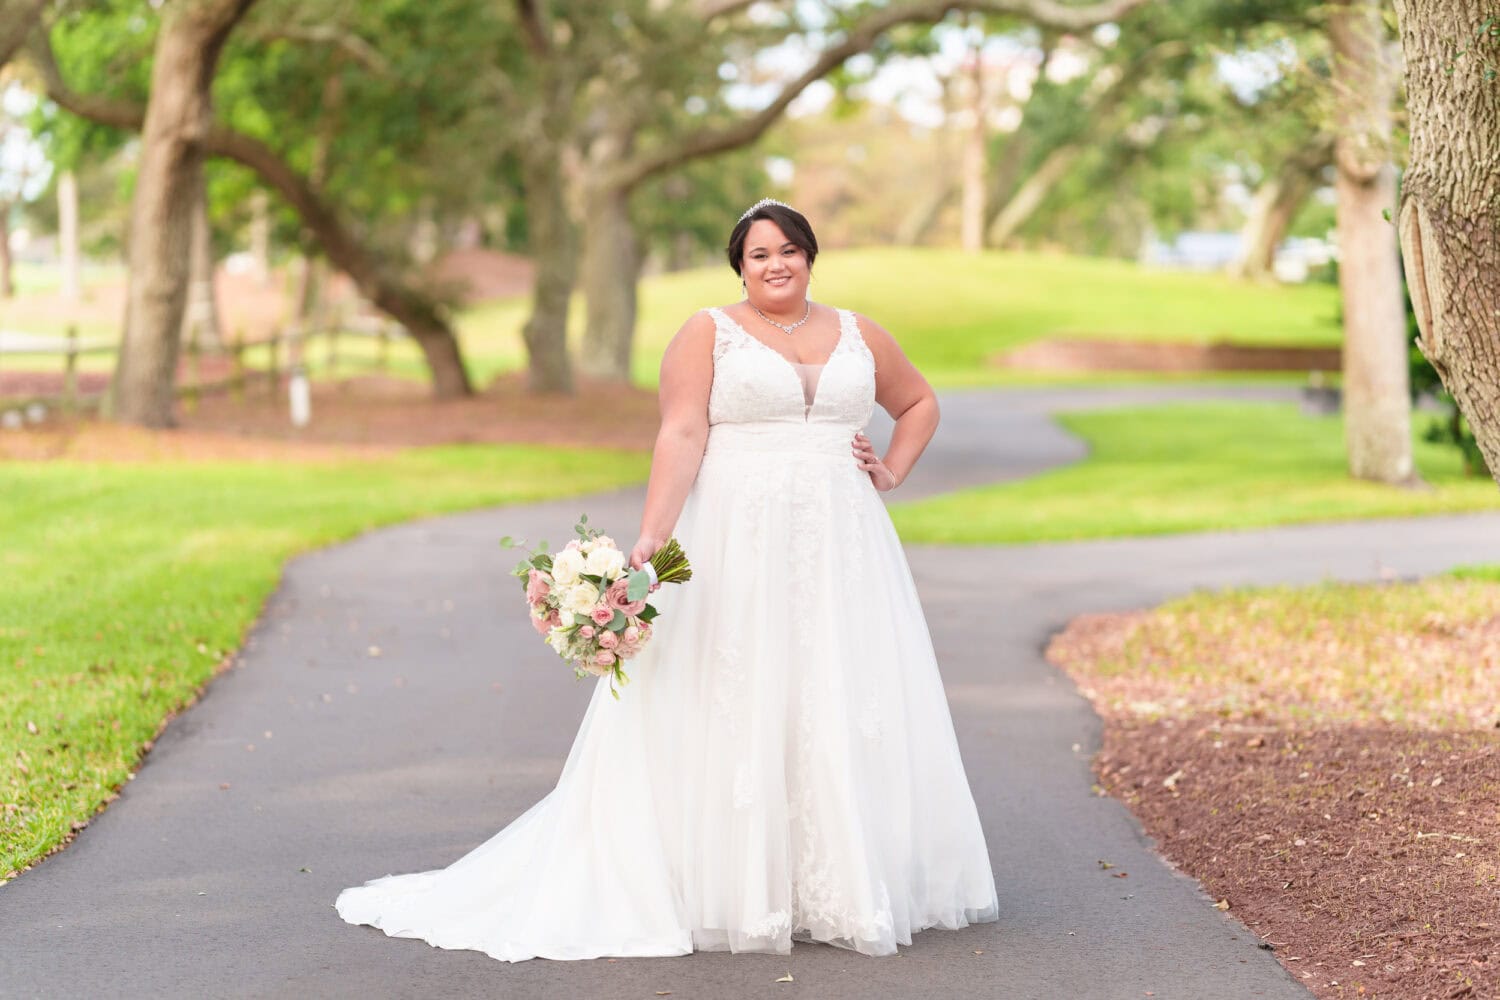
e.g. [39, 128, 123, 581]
[335, 420, 999, 961]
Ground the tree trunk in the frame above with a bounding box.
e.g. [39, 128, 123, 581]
[0, 203, 12, 298]
[1393, 0, 1500, 484]
[983, 134, 1031, 236]
[520, 145, 575, 393]
[110, 0, 257, 427]
[248, 188, 271, 286]
[896, 179, 957, 246]
[579, 179, 639, 382]
[960, 32, 988, 254]
[1328, 0, 1415, 484]
[180, 163, 223, 350]
[294, 253, 323, 320]
[58, 169, 80, 303]
[1234, 137, 1332, 281]
[986, 144, 1082, 247]
[410, 195, 437, 265]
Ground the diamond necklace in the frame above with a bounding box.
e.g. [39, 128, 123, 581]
[750, 298, 811, 335]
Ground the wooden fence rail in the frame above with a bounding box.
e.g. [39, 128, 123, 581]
[0, 317, 407, 419]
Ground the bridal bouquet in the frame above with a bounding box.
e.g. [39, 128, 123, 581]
[502, 514, 692, 698]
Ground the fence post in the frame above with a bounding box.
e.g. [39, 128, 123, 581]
[63, 325, 79, 414]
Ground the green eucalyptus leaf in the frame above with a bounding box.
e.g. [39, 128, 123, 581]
[627, 570, 650, 602]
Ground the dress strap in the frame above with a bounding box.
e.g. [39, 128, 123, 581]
[837, 308, 876, 372]
[707, 307, 751, 361]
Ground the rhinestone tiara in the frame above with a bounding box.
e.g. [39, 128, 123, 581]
[739, 197, 794, 222]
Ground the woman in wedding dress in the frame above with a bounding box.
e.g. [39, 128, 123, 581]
[335, 200, 999, 960]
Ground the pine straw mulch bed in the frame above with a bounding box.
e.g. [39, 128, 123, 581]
[1047, 580, 1500, 1000]
[0, 372, 660, 463]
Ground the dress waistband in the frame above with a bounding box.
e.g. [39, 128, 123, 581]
[703, 421, 858, 457]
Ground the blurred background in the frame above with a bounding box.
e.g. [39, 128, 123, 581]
[0, 0, 1483, 483]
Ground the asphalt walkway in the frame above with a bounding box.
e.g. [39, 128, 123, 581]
[5, 386, 1498, 999]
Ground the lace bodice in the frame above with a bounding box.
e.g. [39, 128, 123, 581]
[706, 307, 876, 430]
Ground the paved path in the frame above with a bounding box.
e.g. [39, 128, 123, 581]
[5, 387, 1499, 1000]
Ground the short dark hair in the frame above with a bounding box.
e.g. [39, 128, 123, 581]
[726, 203, 818, 277]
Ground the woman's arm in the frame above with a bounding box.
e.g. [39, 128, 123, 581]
[851, 313, 939, 491]
[630, 311, 716, 569]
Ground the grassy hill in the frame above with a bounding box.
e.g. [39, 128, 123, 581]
[456, 247, 1343, 388]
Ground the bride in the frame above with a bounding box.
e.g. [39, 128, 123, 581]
[335, 200, 1000, 960]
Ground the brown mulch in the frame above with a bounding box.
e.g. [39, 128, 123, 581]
[1049, 599, 1500, 1000]
[1003, 338, 1342, 372]
[1093, 718, 1498, 1000]
[0, 372, 659, 463]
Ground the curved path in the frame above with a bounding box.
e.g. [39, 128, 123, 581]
[5, 387, 1499, 1000]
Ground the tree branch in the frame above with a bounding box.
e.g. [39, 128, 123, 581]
[515, 0, 550, 56]
[0, 0, 46, 69]
[612, 0, 1152, 190]
[27, 25, 445, 333]
[25, 28, 146, 130]
[242, 24, 391, 75]
[697, 0, 772, 20]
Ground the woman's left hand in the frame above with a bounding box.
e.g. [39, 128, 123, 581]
[852, 432, 898, 492]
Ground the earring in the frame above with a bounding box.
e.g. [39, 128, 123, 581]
[741, 277, 747, 296]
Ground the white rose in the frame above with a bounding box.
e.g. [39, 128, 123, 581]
[547, 630, 571, 656]
[561, 581, 599, 617]
[551, 548, 584, 585]
[580, 538, 598, 555]
[585, 545, 624, 580]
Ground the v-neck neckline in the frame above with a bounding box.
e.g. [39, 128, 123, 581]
[718, 307, 846, 369]
[714, 308, 846, 422]
[715, 307, 847, 420]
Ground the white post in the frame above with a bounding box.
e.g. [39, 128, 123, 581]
[58, 170, 81, 303]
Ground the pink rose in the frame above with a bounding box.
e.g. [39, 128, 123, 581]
[622, 625, 640, 643]
[579, 625, 595, 639]
[530, 610, 551, 635]
[590, 604, 616, 626]
[546, 609, 563, 628]
[593, 649, 616, 668]
[605, 579, 647, 616]
[598, 630, 619, 649]
[526, 568, 550, 604]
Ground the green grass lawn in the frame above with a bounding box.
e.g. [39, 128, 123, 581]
[0, 445, 649, 879]
[889, 403, 1500, 544]
[454, 247, 1343, 389]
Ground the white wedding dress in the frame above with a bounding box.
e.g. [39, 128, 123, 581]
[335, 306, 1000, 960]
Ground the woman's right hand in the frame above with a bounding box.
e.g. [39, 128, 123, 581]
[629, 535, 665, 570]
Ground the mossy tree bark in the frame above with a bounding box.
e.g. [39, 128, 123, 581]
[1393, 0, 1500, 485]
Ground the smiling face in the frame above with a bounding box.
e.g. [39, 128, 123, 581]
[741, 219, 810, 308]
